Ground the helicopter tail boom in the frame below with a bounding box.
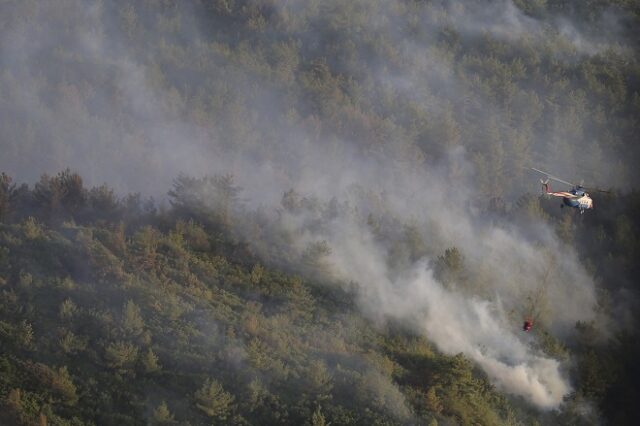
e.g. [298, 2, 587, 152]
[539, 178, 578, 198]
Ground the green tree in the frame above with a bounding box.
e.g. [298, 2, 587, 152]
[141, 348, 161, 373]
[33, 169, 86, 222]
[50, 366, 78, 406]
[16, 320, 34, 349]
[105, 341, 139, 371]
[152, 401, 175, 425]
[0, 388, 24, 424]
[310, 405, 327, 426]
[194, 378, 234, 420]
[556, 213, 575, 244]
[0, 172, 16, 221]
[122, 300, 144, 337]
[308, 360, 333, 399]
[425, 387, 443, 415]
[59, 299, 78, 319]
[436, 247, 465, 287]
[59, 331, 86, 354]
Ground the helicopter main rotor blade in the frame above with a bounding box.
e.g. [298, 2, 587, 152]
[583, 187, 612, 194]
[530, 167, 576, 188]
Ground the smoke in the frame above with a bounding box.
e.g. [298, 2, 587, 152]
[264, 169, 594, 409]
[0, 0, 220, 193]
[437, 0, 632, 56]
[1, 0, 635, 193]
[1, 0, 636, 412]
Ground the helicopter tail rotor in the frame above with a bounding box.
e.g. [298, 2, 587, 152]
[540, 178, 550, 194]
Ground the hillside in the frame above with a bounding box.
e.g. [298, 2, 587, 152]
[1, 0, 640, 425]
[0, 172, 531, 425]
[1, 172, 639, 425]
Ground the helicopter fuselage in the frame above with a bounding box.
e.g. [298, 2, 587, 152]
[562, 188, 593, 211]
[542, 184, 593, 213]
[531, 168, 602, 213]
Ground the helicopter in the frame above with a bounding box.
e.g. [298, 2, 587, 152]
[530, 168, 609, 214]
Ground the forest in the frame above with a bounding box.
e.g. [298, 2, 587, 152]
[1, 0, 639, 425]
[0, 170, 638, 425]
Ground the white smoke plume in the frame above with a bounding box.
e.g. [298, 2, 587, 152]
[265, 164, 597, 409]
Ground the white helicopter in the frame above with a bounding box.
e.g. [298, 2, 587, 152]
[531, 168, 609, 214]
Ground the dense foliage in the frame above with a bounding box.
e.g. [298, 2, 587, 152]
[0, 172, 525, 425]
[0, 171, 639, 425]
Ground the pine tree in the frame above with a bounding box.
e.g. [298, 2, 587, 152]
[122, 300, 144, 337]
[0, 172, 16, 222]
[194, 378, 234, 420]
[310, 406, 327, 426]
[152, 401, 175, 425]
[141, 348, 161, 373]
